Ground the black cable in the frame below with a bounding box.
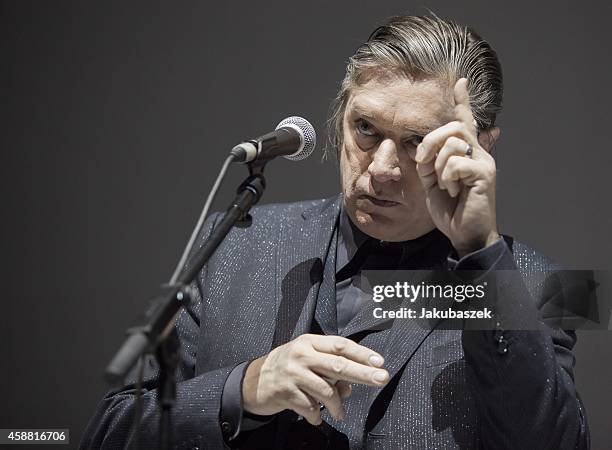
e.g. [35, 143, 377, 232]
[169, 154, 236, 285]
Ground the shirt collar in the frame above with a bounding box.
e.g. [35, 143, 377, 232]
[336, 204, 445, 271]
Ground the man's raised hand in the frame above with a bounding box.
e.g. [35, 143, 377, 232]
[415, 78, 501, 257]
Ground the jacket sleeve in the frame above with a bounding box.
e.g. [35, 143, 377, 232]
[451, 238, 590, 449]
[80, 214, 237, 450]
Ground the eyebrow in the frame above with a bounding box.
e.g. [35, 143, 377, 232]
[350, 105, 437, 136]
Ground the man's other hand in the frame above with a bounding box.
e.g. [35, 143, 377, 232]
[242, 334, 389, 425]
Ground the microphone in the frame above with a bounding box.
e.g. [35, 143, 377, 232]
[231, 116, 316, 163]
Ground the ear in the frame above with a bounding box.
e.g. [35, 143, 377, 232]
[477, 127, 501, 153]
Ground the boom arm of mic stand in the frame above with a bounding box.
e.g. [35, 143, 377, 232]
[105, 171, 266, 384]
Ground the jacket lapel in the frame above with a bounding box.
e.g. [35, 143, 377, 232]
[272, 195, 342, 347]
[313, 228, 339, 335]
[360, 245, 456, 412]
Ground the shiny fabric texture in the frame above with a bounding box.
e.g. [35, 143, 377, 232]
[81, 194, 589, 450]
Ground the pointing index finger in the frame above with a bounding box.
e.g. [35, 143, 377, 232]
[309, 335, 385, 367]
[454, 78, 476, 131]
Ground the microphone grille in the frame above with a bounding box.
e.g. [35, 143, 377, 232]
[275, 116, 316, 161]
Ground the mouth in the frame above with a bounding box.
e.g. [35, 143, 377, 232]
[358, 194, 400, 208]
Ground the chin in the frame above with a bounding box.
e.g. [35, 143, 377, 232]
[353, 209, 404, 241]
[351, 205, 435, 242]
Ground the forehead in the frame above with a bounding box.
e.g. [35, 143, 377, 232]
[346, 74, 454, 134]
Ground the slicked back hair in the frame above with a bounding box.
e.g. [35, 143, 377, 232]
[328, 15, 503, 153]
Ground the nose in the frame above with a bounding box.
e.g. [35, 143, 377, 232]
[368, 138, 402, 183]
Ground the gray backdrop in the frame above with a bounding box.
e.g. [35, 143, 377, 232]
[1, 1, 610, 448]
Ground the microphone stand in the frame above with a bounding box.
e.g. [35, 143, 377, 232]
[105, 163, 267, 450]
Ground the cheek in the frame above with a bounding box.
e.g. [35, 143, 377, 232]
[401, 161, 423, 189]
[340, 142, 370, 192]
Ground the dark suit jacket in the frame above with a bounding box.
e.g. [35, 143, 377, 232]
[81, 195, 589, 450]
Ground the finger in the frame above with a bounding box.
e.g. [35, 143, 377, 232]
[336, 381, 352, 400]
[297, 372, 345, 420]
[290, 390, 322, 425]
[434, 136, 468, 193]
[307, 335, 384, 367]
[416, 121, 476, 164]
[454, 78, 476, 131]
[306, 352, 389, 386]
[416, 160, 438, 193]
[440, 156, 492, 194]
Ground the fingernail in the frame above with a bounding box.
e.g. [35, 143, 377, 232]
[372, 370, 388, 383]
[369, 355, 383, 367]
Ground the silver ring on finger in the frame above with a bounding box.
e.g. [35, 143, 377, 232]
[465, 143, 473, 158]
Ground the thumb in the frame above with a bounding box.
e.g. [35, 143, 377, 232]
[453, 78, 475, 130]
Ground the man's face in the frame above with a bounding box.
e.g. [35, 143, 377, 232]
[340, 72, 455, 241]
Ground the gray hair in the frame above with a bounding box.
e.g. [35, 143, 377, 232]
[327, 14, 503, 153]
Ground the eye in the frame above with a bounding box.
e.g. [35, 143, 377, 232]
[404, 135, 423, 148]
[355, 119, 378, 137]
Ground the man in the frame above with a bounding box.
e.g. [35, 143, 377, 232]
[82, 15, 589, 449]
